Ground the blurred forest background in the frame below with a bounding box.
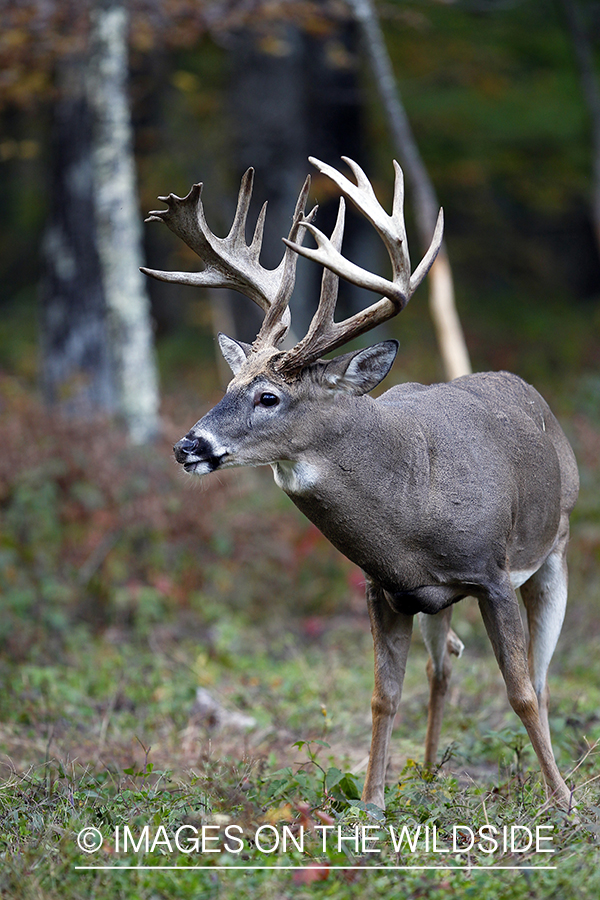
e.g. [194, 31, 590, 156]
[1, 0, 600, 895]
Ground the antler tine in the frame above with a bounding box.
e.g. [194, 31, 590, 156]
[254, 175, 317, 349]
[249, 201, 268, 260]
[142, 170, 315, 346]
[316, 196, 345, 325]
[278, 198, 345, 371]
[278, 157, 443, 370]
[409, 206, 444, 294]
[227, 167, 257, 251]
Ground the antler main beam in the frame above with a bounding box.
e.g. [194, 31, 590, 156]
[279, 157, 443, 372]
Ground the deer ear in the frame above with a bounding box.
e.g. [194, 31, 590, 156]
[218, 333, 253, 374]
[321, 340, 399, 396]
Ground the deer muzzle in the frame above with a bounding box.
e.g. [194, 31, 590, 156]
[173, 434, 227, 474]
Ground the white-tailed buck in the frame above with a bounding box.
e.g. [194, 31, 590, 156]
[143, 157, 578, 810]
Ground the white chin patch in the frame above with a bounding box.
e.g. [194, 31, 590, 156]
[183, 460, 212, 476]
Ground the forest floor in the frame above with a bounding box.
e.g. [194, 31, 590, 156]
[0, 370, 599, 899]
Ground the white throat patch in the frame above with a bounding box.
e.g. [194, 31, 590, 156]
[271, 460, 320, 495]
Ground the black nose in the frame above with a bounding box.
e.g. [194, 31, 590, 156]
[174, 436, 199, 462]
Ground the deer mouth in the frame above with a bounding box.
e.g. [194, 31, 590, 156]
[182, 460, 210, 475]
[182, 453, 227, 475]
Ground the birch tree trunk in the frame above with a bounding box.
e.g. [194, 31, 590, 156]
[88, 0, 159, 443]
[348, 0, 472, 380]
[40, 54, 115, 417]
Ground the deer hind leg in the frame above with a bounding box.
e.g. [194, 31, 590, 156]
[478, 582, 571, 809]
[419, 609, 464, 768]
[519, 541, 569, 750]
[362, 580, 413, 810]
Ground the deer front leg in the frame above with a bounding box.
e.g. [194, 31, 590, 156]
[362, 580, 413, 809]
[478, 584, 572, 810]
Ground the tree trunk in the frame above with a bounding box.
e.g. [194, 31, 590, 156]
[228, 21, 369, 341]
[228, 23, 309, 343]
[348, 0, 472, 380]
[40, 54, 115, 417]
[561, 0, 600, 259]
[88, 0, 159, 443]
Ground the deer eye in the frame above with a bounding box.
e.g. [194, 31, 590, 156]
[258, 392, 279, 408]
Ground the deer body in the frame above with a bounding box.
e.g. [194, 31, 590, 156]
[282, 373, 575, 611]
[144, 158, 578, 810]
[191, 364, 575, 614]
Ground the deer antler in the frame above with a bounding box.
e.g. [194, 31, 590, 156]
[141, 168, 316, 348]
[278, 157, 443, 372]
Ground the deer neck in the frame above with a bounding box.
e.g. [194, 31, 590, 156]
[269, 395, 430, 585]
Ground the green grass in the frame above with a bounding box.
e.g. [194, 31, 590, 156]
[0, 621, 599, 899]
[0, 370, 599, 898]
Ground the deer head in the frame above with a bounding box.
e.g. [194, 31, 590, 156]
[142, 157, 443, 475]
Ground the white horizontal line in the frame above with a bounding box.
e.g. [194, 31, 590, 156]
[75, 864, 557, 871]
